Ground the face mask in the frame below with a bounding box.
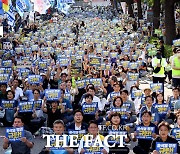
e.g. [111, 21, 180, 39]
[117, 77, 122, 81]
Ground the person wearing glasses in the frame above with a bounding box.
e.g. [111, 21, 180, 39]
[78, 120, 109, 154]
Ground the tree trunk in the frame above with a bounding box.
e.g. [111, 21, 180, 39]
[137, 0, 143, 19]
[126, 0, 134, 18]
[153, 0, 160, 29]
[165, 0, 176, 45]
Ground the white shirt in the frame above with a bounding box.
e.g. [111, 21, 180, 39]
[7, 87, 23, 100]
[75, 124, 81, 130]
[82, 96, 104, 111]
[78, 134, 109, 153]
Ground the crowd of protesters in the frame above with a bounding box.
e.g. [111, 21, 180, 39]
[0, 5, 180, 154]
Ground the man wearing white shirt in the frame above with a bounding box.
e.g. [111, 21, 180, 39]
[7, 79, 23, 101]
[81, 87, 104, 111]
[78, 120, 109, 154]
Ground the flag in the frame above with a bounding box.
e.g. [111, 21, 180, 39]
[6, 4, 15, 26]
[16, 0, 26, 17]
[57, 0, 70, 14]
[0, 0, 4, 14]
[34, 0, 51, 14]
[2, 0, 9, 12]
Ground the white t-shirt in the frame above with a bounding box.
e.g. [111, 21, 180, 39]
[7, 87, 24, 100]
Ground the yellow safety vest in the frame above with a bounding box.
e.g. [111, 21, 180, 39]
[153, 58, 165, 76]
[172, 56, 180, 77]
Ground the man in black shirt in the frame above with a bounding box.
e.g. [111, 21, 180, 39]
[41, 98, 65, 128]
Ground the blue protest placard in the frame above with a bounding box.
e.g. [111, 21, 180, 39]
[64, 92, 71, 101]
[150, 83, 163, 93]
[101, 63, 111, 70]
[89, 78, 102, 87]
[112, 108, 128, 119]
[1, 100, 15, 109]
[136, 126, 155, 140]
[38, 61, 47, 69]
[1, 60, 12, 67]
[76, 80, 86, 89]
[102, 50, 109, 57]
[110, 52, 118, 58]
[171, 128, 180, 141]
[57, 58, 69, 67]
[82, 102, 98, 115]
[68, 129, 86, 143]
[122, 102, 132, 111]
[28, 75, 42, 85]
[0, 67, 12, 74]
[18, 101, 34, 112]
[154, 104, 169, 114]
[155, 142, 177, 154]
[173, 39, 180, 47]
[49, 135, 67, 150]
[129, 62, 139, 70]
[127, 73, 139, 81]
[108, 130, 127, 144]
[131, 90, 143, 98]
[76, 50, 84, 56]
[4, 67, 12, 74]
[33, 100, 42, 110]
[89, 57, 101, 66]
[121, 61, 130, 68]
[6, 127, 24, 141]
[141, 97, 146, 105]
[83, 140, 103, 154]
[45, 89, 61, 101]
[110, 92, 120, 100]
[0, 74, 9, 83]
[19, 69, 30, 78]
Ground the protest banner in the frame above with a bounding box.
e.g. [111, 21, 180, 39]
[18, 101, 34, 112]
[45, 89, 61, 101]
[33, 100, 42, 110]
[89, 57, 101, 66]
[57, 58, 69, 67]
[108, 130, 127, 144]
[68, 129, 86, 143]
[6, 127, 24, 141]
[1, 100, 15, 109]
[150, 83, 163, 93]
[136, 126, 155, 140]
[82, 102, 98, 115]
[155, 142, 177, 154]
[171, 128, 180, 141]
[127, 73, 139, 81]
[129, 62, 139, 70]
[131, 90, 142, 98]
[83, 141, 104, 154]
[19, 68, 30, 78]
[28, 75, 42, 85]
[173, 39, 180, 47]
[39, 61, 48, 69]
[76, 80, 86, 89]
[0, 74, 9, 83]
[154, 104, 169, 114]
[112, 108, 128, 119]
[1, 60, 12, 67]
[89, 78, 102, 87]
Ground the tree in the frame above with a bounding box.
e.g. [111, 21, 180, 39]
[153, 0, 160, 29]
[137, 0, 143, 19]
[125, 0, 134, 18]
[164, 0, 178, 45]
